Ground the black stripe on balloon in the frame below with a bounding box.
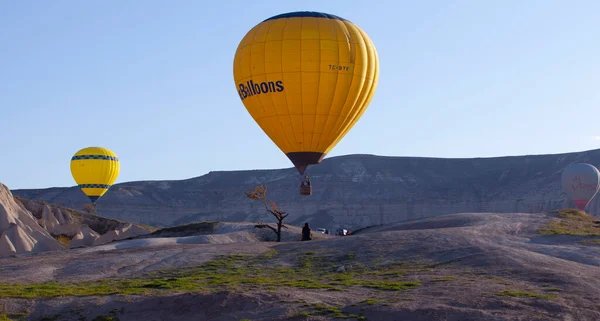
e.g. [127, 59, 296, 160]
[78, 184, 111, 189]
[71, 155, 119, 161]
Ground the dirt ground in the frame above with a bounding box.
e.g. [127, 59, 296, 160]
[0, 212, 599, 321]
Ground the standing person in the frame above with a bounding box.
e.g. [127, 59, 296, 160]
[303, 176, 311, 186]
[301, 222, 312, 241]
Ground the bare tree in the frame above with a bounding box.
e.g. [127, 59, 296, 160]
[245, 184, 288, 242]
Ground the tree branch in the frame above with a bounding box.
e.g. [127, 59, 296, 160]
[263, 224, 277, 233]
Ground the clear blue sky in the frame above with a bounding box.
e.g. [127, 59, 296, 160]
[1, 0, 599, 190]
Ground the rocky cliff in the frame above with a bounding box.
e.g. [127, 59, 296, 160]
[0, 183, 63, 257]
[13, 196, 156, 248]
[12, 149, 600, 230]
[0, 181, 157, 257]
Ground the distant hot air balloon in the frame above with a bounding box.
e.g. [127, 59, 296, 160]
[560, 163, 600, 211]
[233, 11, 379, 192]
[70, 147, 120, 204]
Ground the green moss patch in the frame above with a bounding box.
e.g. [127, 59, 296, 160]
[538, 209, 600, 236]
[495, 290, 556, 300]
[295, 303, 366, 320]
[0, 251, 425, 299]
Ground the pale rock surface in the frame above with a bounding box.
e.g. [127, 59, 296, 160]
[16, 194, 154, 248]
[0, 183, 63, 257]
[0, 182, 157, 256]
[0, 233, 16, 255]
[70, 225, 100, 248]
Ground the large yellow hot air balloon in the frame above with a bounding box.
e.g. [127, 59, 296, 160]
[70, 147, 120, 203]
[233, 11, 379, 176]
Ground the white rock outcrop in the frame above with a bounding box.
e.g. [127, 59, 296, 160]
[70, 225, 100, 248]
[0, 184, 63, 257]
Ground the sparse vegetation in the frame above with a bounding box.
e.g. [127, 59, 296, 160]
[581, 238, 600, 245]
[361, 280, 421, 291]
[544, 287, 561, 292]
[135, 223, 159, 232]
[245, 185, 289, 242]
[495, 290, 556, 300]
[0, 250, 425, 299]
[538, 208, 600, 236]
[54, 234, 73, 247]
[362, 298, 379, 305]
[92, 314, 120, 321]
[295, 303, 366, 320]
[0, 313, 27, 321]
[258, 248, 278, 260]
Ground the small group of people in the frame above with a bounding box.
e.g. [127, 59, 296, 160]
[301, 176, 311, 186]
[300, 176, 312, 195]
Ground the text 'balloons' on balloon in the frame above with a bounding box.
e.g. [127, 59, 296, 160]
[233, 11, 380, 175]
[560, 163, 600, 211]
[70, 147, 120, 204]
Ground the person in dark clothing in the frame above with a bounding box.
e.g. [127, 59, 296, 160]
[301, 222, 312, 241]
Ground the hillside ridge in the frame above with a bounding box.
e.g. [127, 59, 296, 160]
[12, 148, 600, 229]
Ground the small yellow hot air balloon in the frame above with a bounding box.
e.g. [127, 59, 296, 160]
[70, 147, 120, 203]
[233, 11, 379, 177]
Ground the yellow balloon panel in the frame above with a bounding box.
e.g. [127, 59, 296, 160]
[70, 147, 120, 203]
[233, 12, 379, 174]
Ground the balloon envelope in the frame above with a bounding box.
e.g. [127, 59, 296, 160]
[70, 147, 120, 203]
[560, 163, 600, 211]
[233, 11, 379, 175]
